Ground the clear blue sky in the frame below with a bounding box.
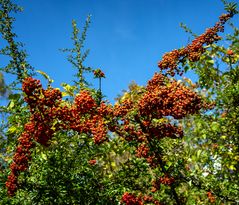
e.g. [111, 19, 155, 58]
[6, 0, 239, 102]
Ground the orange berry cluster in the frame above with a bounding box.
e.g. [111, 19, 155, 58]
[6, 77, 113, 196]
[139, 73, 202, 120]
[151, 175, 175, 193]
[159, 175, 175, 186]
[135, 143, 150, 158]
[121, 192, 143, 205]
[158, 13, 233, 76]
[119, 12, 233, 203]
[93, 68, 105, 78]
[121, 192, 162, 205]
[114, 70, 205, 202]
[6, 125, 35, 196]
[207, 191, 216, 203]
[88, 159, 97, 165]
[113, 73, 203, 168]
[23, 78, 62, 146]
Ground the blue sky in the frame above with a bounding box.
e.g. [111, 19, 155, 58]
[4, 0, 239, 103]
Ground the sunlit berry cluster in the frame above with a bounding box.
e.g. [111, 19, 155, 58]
[75, 90, 97, 114]
[119, 13, 233, 203]
[6, 77, 63, 196]
[6, 124, 35, 196]
[139, 73, 202, 119]
[111, 72, 206, 204]
[113, 72, 203, 168]
[158, 13, 233, 76]
[23, 78, 62, 146]
[113, 99, 134, 117]
[6, 77, 113, 196]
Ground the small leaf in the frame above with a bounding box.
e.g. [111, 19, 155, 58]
[207, 59, 214, 65]
[197, 150, 202, 159]
[211, 122, 219, 132]
[229, 165, 236, 170]
[37, 70, 54, 84]
[8, 93, 21, 100]
[61, 83, 75, 96]
[62, 92, 69, 97]
[7, 101, 14, 109]
[41, 153, 47, 160]
[7, 126, 17, 134]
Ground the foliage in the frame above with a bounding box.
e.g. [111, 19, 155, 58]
[180, 23, 239, 204]
[60, 15, 92, 91]
[0, 0, 34, 85]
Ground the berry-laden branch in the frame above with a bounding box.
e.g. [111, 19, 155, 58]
[118, 11, 235, 205]
[158, 13, 234, 76]
[116, 73, 204, 205]
[6, 77, 114, 196]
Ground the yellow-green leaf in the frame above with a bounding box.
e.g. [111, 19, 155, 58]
[7, 126, 17, 134]
[7, 101, 14, 109]
[37, 70, 54, 84]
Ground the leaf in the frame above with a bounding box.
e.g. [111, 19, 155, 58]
[61, 83, 75, 96]
[7, 100, 14, 109]
[229, 165, 236, 170]
[8, 93, 21, 100]
[184, 65, 190, 72]
[111, 161, 116, 168]
[41, 153, 47, 160]
[211, 122, 219, 132]
[197, 150, 202, 159]
[62, 92, 69, 97]
[37, 70, 54, 84]
[7, 126, 17, 134]
[207, 59, 214, 65]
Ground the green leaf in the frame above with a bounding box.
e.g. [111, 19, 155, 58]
[211, 122, 219, 132]
[8, 93, 21, 100]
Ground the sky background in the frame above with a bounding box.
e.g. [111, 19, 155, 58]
[3, 0, 239, 103]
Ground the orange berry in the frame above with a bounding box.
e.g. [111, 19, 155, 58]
[227, 49, 233, 55]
